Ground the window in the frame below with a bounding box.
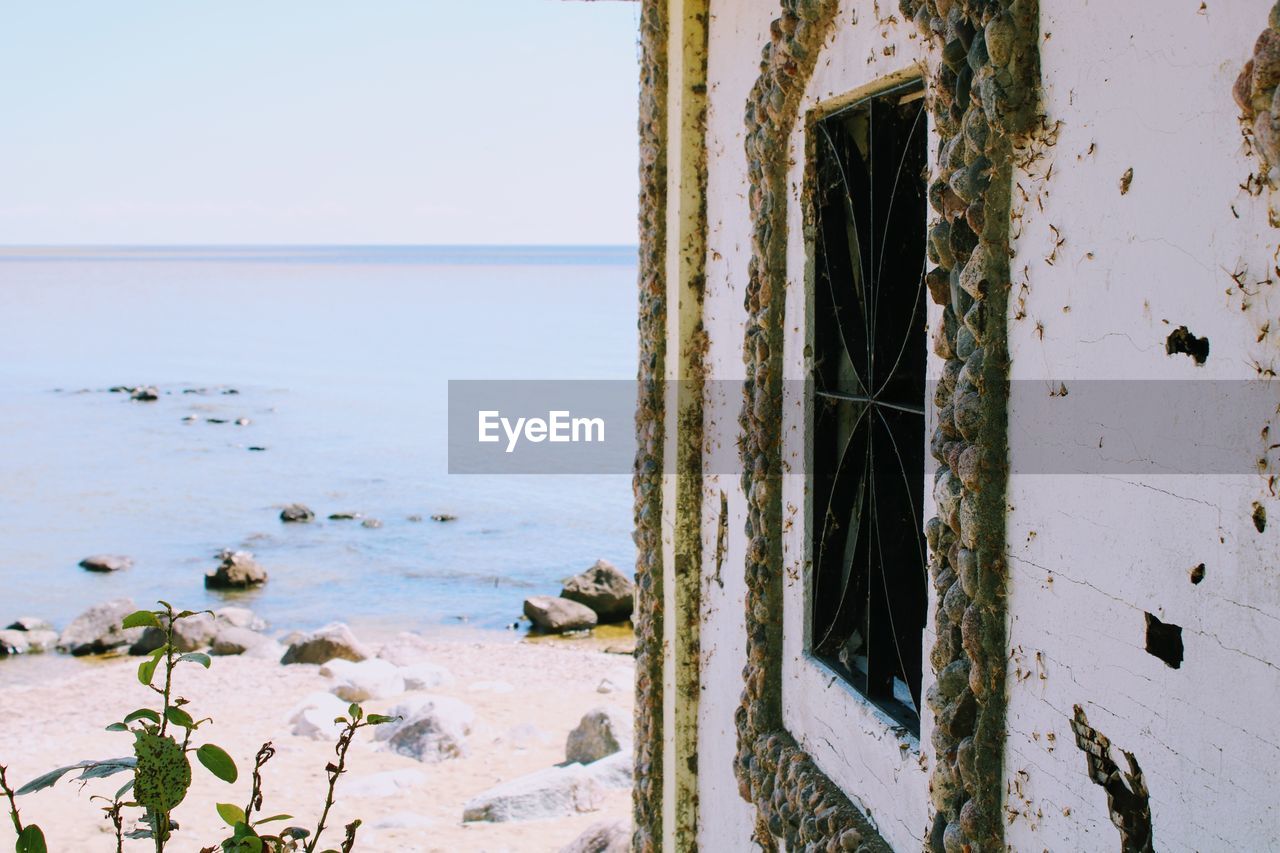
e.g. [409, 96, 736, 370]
[809, 80, 928, 733]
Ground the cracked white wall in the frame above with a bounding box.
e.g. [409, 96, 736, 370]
[1004, 2, 1280, 850]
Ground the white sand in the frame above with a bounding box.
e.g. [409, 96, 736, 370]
[0, 638, 634, 852]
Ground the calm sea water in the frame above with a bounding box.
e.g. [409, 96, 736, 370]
[0, 246, 638, 640]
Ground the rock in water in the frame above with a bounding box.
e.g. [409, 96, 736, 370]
[523, 596, 598, 633]
[280, 623, 370, 665]
[79, 554, 133, 573]
[430, 513, 457, 522]
[279, 503, 314, 523]
[58, 599, 144, 655]
[130, 612, 217, 655]
[386, 696, 475, 763]
[462, 765, 603, 823]
[360, 518, 383, 529]
[560, 560, 634, 622]
[566, 707, 632, 764]
[560, 819, 631, 853]
[328, 511, 363, 521]
[129, 386, 159, 401]
[204, 551, 268, 590]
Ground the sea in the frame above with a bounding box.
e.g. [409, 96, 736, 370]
[0, 245, 638, 647]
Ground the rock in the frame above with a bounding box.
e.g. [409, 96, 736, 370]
[385, 696, 475, 763]
[288, 692, 352, 740]
[566, 707, 631, 764]
[130, 612, 218, 655]
[0, 630, 29, 655]
[279, 504, 314, 523]
[213, 606, 267, 631]
[523, 596, 598, 633]
[328, 511, 363, 521]
[406, 514, 424, 522]
[342, 769, 427, 799]
[360, 518, 383, 529]
[375, 638, 430, 667]
[462, 764, 604, 823]
[6, 617, 52, 632]
[205, 551, 268, 590]
[321, 658, 405, 702]
[130, 386, 159, 401]
[430, 513, 457, 522]
[560, 819, 631, 853]
[6, 629, 66, 656]
[560, 560, 634, 622]
[210, 626, 271, 656]
[399, 662, 455, 691]
[58, 599, 144, 656]
[280, 623, 370, 665]
[79, 554, 133, 573]
[234, 417, 250, 426]
[582, 750, 633, 791]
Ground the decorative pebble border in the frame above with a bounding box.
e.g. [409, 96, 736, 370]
[632, 0, 669, 849]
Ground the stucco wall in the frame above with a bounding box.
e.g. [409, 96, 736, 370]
[1002, 3, 1280, 850]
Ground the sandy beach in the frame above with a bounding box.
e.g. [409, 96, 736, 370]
[0, 634, 634, 852]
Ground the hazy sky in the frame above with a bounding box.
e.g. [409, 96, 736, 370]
[0, 1, 640, 245]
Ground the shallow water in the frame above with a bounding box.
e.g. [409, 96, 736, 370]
[0, 245, 638, 638]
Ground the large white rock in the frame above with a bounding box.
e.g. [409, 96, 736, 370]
[280, 623, 370, 665]
[288, 691, 352, 741]
[214, 606, 267, 631]
[210, 626, 272, 656]
[398, 662, 455, 691]
[582, 750, 633, 791]
[560, 819, 631, 853]
[566, 707, 633, 764]
[320, 658, 405, 702]
[58, 599, 143, 656]
[384, 695, 475, 763]
[341, 769, 427, 799]
[462, 764, 604, 823]
[523, 595, 598, 633]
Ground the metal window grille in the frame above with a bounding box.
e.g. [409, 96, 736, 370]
[809, 80, 929, 733]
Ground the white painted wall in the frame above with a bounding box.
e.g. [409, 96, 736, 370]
[1003, 2, 1280, 850]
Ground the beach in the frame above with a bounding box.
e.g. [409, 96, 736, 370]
[0, 631, 634, 852]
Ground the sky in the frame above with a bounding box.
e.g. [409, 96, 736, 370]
[0, 1, 641, 245]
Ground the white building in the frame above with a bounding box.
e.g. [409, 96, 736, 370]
[628, 1, 1280, 850]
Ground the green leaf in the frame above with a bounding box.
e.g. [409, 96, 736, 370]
[114, 778, 135, 801]
[15, 764, 80, 795]
[76, 758, 136, 782]
[133, 734, 191, 813]
[252, 814, 293, 825]
[122, 610, 161, 630]
[165, 707, 195, 729]
[138, 656, 160, 687]
[106, 722, 129, 732]
[124, 709, 162, 726]
[366, 714, 399, 725]
[196, 743, 238, 783]
[241, 837, 263, 853]
[179, 652, 212, 668]
[216, 802, 246, 827]
[347, 703, 361, 720]
[16, 824, 46, 853]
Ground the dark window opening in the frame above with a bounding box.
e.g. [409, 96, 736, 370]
[810, 80, 928, 734]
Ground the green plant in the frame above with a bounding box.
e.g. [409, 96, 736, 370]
[0, 602, 396, 852]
